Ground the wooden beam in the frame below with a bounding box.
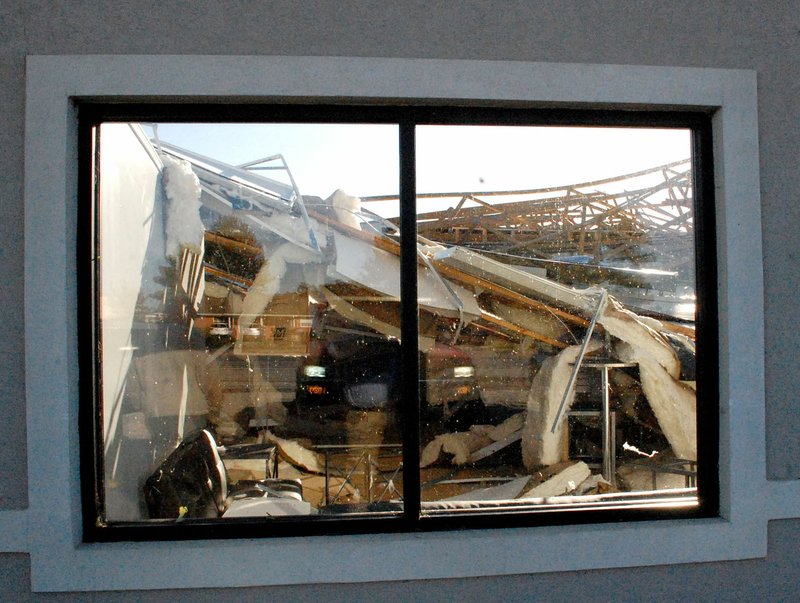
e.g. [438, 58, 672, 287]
[479, 311, 567, 348]
[307, 208, 591, 329]
[204, 231, 262, 256]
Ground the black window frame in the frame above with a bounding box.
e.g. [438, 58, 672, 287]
[78, 102, 718, 543]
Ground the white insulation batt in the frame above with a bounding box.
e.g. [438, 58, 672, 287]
[600, 297, 696, 461]
[161, 154, 205, 258]
[328, 189, 362, 230]
[616, 342, 697, 460]
[522, 294, 697, 469]
[264, 432, 324, 474]
[598, 297, 680, 379]
[520, 461, 591, 498]
[420, 413, 526, 467]
[522, 341, 601, 468]
[420, 431, 492, 467]
[239, 242, 320, 329]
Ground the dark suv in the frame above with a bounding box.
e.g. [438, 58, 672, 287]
[293, 312, 483, 435]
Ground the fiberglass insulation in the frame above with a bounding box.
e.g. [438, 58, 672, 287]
[161, 154, 205, 258]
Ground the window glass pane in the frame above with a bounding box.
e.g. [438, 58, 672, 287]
[96, 122, 402, 522]
[412, 126, 698, 513]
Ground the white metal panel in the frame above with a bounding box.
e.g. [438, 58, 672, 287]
[334, 231, 482, 319]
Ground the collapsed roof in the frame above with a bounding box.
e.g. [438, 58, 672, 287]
[155, 133, 697, 465]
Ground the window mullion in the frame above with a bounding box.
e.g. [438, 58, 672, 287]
[398, 120, 421, 523]
[691, 122, 719, 515]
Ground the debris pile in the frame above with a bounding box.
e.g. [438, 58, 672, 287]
[97, 124, 699, 520]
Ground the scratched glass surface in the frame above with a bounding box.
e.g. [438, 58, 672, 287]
[413, 126, 698, 512]
[94, 121, 698, 524]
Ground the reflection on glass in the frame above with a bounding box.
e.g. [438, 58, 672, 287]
[95, 120, 700, 525]
[414, 126, 698, 512]
[96, 122, 401, 522]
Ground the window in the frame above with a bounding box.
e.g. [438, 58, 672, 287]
[82, 104, 716, 538]
[23, 56, 773, 591]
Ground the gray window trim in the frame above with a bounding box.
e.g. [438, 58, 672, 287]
[7, 55, 794, 592]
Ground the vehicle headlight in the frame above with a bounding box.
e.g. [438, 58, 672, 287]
[453, 366, 475, 378]
[303, 365, 326, 378]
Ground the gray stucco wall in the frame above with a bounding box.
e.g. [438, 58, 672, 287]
[1, 1, 797, 599]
